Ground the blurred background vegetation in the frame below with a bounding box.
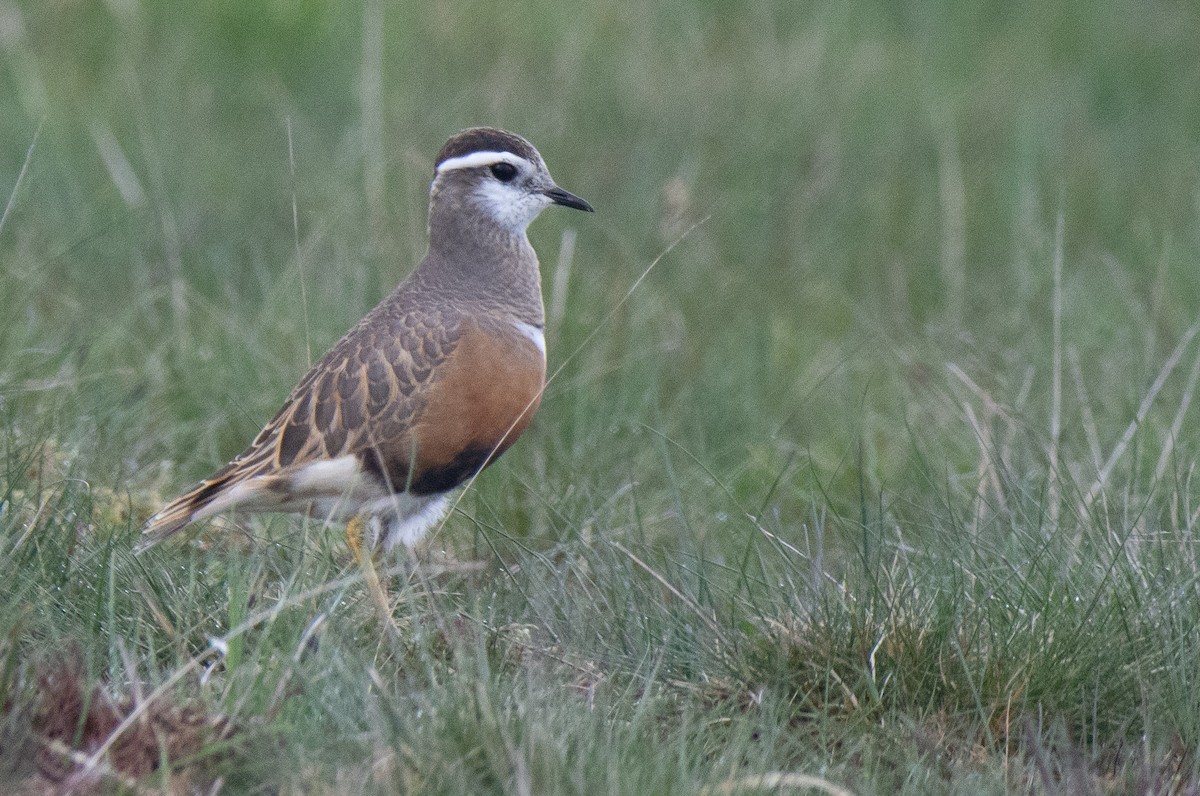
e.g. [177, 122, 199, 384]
[4, 0, 1200, 512]
[3, 0, 1200, 791]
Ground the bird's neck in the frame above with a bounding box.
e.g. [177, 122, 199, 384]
[422, 208, 545, 326]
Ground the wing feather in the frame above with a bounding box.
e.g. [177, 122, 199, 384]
[138, 307, 460, 550]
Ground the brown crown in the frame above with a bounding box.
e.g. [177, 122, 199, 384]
[434, 128, 540, 170]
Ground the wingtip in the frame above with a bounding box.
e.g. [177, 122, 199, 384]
[131, 534, 159, 556]
[133, 505, 195, 554]
[135, 466, 245, 553]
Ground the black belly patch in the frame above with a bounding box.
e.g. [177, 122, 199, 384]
[358, 447, 412, 492]
[410, 444, 496, 495]
[358, 443, 501, 496]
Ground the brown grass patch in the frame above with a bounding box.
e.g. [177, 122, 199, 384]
[9, 648, 235, 794]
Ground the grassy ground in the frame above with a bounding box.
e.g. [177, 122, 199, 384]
[3, 0, 1200, 792]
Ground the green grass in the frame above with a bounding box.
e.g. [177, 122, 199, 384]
[4, 0, 1200, 792]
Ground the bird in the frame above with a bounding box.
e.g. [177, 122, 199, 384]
[137, 127, 592, 556]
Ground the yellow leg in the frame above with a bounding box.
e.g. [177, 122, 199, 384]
[345, 514, 368, 563]
[346, 515, 392, 627]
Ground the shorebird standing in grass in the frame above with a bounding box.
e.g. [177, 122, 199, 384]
[138, 127, 592, 560]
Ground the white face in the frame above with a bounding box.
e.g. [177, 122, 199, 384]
[435, 150, 553, 233]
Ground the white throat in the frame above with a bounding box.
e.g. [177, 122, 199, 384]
[471, 181, 552, 233]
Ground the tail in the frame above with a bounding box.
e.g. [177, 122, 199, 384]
[135, 473, 235, 554]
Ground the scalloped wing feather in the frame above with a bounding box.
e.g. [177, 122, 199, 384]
[137, 308, 459, 551]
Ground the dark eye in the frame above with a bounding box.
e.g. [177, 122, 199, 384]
[490, 162, 518, 182]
